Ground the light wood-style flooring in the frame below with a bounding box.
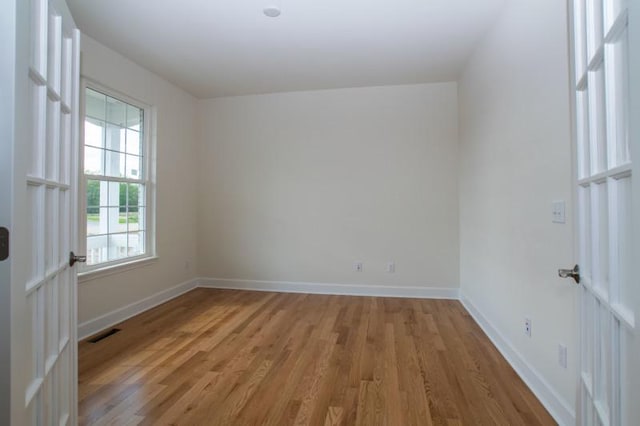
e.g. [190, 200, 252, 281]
[79, 289, 555, 425]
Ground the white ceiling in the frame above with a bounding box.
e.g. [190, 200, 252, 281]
[67, 0, 506, 99]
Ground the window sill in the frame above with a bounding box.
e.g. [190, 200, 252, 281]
[78, 255, 159, 283]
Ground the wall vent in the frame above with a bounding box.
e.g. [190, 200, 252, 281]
[88, 328, 121, 343]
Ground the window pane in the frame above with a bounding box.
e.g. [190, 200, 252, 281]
[106, 96, 126, 126]
[84, 147, 104, 175]
[85, 118, 105, 148]
[126, 104, 142, 130]
[86, 89, 106, 121]
[127, 232, 145, 257]
[87, 207, 107, 236]
[86, 235, 108, 265]
[126, 183, 143, 209]
[126, 129, 141, 156]
[108, 234, 128, 261]
[106, 181, 126, 208]
[128, 207, 144, 232]
[108, 207, 127, 233]
[126, 155, 142, 179]
[105, 150, 125, 178]
[105, 124, 125, 152]
[86, 179, 104, 208]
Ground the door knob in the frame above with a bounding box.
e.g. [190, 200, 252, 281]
[558, 264, 580, 284]
[69, 251, 87, 267]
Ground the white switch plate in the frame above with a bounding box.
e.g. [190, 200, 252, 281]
[386, 262, 395, 273]
[552, 200, 566, 223]
[354, 262, 363, 272]
[558, 344, 568, 369]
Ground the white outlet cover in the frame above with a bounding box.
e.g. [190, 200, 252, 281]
[552, 200, 566, 223]
[386, 262, 395, 273]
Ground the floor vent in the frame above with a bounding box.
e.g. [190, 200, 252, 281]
[88, 328, 121, 343]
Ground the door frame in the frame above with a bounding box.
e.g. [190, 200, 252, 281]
[565, 0, 581, 419]
[628, 1, 640, 421]
[0, 0, 18, 423]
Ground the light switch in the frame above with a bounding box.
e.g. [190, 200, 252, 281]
[552, 201, 566, 224]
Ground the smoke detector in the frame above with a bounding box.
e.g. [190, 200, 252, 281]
[263, 6, 281, 17]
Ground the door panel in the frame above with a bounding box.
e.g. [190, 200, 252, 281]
[571, 0, 637, 424]
[12, 0, 80, 424]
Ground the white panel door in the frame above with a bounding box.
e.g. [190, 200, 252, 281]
[9, 0, 81, 424]
[570, 0, 639, 424]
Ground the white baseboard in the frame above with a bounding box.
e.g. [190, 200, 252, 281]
[78, 277, 457, 340]
[77, 278, 198, 340]
[459, 291, 575, 426]
[197, 277, 460, 299]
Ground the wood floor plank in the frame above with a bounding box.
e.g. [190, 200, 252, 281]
[79, 289, 556, 425]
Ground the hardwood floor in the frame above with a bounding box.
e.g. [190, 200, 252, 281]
[79, 289, 555, 425]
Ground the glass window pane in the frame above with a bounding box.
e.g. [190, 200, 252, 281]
[605, 29, 630, 167]
[107, 207, 127, 234]
[105, 123, 125, 152]
[105, 181, 127, 208]
[105, 150, 125, 178]
[126, 183, 143, 209]
[591, 182, 609, 293]
[126, 129, 141, 156]
[614, 176, 632, 308]
[86, 179, 104, 208]
[87, 207, 107, 236]
[126, 104, 142, 130]
[128, 207, 144, 232]
[85, 89, 105, 121]
[84, 147, 104, 176]
[106, 96, 126, 126]
[127, 232, 145, 257]
[126, 155, 142, 179]
[86, 235, 108, 265]
[108, 234, 128, 261]
[85, 118, 105, 148]
[588, 65, 607, 174]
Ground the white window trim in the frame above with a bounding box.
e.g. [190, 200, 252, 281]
[78, 78, 157, 280]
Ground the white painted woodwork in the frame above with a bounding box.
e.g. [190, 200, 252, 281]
[10, 0, 81, 424]
[571, 0, 637, 424]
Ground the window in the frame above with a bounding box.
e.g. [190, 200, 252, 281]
[81, 85, 154, 271]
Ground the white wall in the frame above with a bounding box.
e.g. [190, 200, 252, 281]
[458, 0, 577, 422]
[197, 83, 459, 290]
[77, 36, 199, 324]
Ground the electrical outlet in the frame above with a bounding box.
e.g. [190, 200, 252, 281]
[552, 200, 566, 223]
[558, 344, 568, 369]
[386, 262, 395, 273]
[354, 262, 363, 272]
[524, 318, 532, 337]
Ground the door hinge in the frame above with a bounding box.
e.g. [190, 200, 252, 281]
[0, 227, 8, 261]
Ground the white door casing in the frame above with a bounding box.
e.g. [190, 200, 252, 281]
[1, 1, 18, 424]
[570, 0, 639, 424]
[626, 0, 640, 421]
[10, 0, 81, 424]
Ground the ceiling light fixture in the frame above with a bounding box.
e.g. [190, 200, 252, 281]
[263, 6, 281, 18]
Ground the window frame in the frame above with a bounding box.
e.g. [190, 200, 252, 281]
[78, 79, 156, 279]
